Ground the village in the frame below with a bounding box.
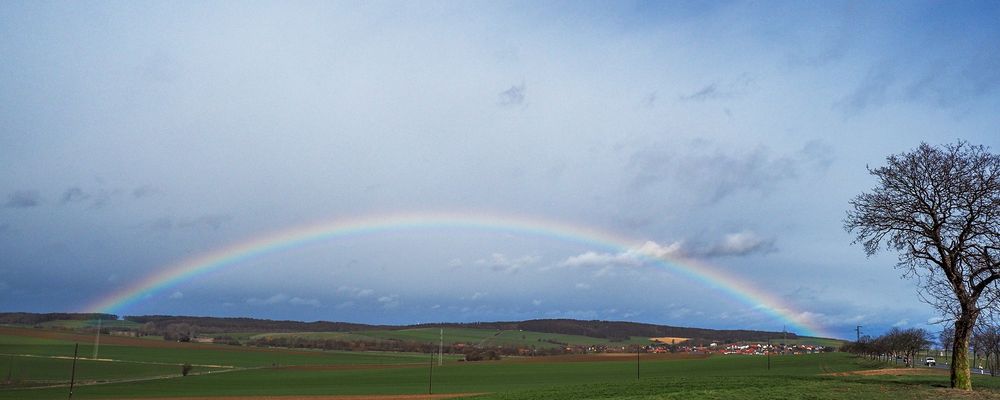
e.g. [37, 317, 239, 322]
[580, 338, 830, 356]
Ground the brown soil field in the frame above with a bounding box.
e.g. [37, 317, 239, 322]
[506, 352, 710, 363]
[649, 337, 690, 344]
[825, 368, 949, 377]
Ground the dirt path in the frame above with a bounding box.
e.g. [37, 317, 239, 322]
[824, 367, 949, 376]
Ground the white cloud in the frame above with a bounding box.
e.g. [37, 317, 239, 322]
[575, 282, 591, 290]
[246, 293, 289, 305]
[377, 295, 400, 309]
[168, 291, 183, 300]
[337, 286, 374, 298]
[289, 297, 321, 307]
[474, 253, 540, 274]
[561, 233, 774, 271]
[244, 293, 320, 307]
[560, 240, 684, 268]
[706, 231, 775, 257]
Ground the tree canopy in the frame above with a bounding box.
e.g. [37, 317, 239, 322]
[846, 141, 1000, 389]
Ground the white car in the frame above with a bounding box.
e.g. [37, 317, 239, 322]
[925, 357, 936, 366]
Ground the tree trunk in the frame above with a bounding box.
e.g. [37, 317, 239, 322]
[953, 316, 976, 390]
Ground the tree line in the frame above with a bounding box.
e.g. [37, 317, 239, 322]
[841, 327, 931, 367]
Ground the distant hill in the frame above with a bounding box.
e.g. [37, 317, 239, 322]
[0, 312, 806, 342]
[125, 315, 387, 333]
[417, 319, 800, 342]
[0, 312, 117, 325]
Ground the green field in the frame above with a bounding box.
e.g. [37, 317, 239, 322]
[2, 326, 999, 399]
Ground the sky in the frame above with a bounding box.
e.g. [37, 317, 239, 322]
[2, 1, 999, 340]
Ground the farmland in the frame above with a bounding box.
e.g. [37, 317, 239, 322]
[4, 325, 1000, 399]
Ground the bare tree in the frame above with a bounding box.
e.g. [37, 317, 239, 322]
[845, 141, 1000, 390]
[940, 327, 954, 358]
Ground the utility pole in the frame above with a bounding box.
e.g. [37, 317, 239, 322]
[427, 351, 434, 395]
[93, 318, 102, 359]
[767, 338, 771, 371]
[68, 343, 79, 399]
[438, 329, 443, 367]
[636, 344, 640, 381]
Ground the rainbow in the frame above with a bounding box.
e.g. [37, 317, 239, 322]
[86, 211, 829, 337]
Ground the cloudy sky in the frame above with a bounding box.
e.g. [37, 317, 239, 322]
[2, 1, 999, 339]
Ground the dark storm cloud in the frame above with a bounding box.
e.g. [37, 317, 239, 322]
[3, 191, 42, 208]
[498, 84, 525, 106]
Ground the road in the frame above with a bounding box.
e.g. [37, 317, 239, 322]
[926, 361, 995, 376]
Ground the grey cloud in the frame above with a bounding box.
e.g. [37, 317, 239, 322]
[840, 49, 1000, 114]
[905, 53, 1000, 109]
[680, 84, 721, 101]
[245, 293, 321, 307]
[60, 187, 90, 204]
[835, 64, 895, 115]
[630, 141, 797, 204]
[474, 253, 539, 274]
[132, 185, 159, 199]
[178, 214, 232, 230]
[642, 92, 657, 107]
[246, 293, 289, 305]
[679, 74, 754, 102]
[288, 297, 321, 307]
[141, 214, 233, 232]
[562, 233, 775, 270]
[629, 139, 833, 204]
[798, 140, 835, 171]
[337, 286, 375, 298]
[498, 84, 525, 106]
[144, 217, 175, 232]
[377, 294, 400, 309]
[3, 191, 42, 208]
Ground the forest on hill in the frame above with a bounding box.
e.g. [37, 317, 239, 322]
[1, 312, 801, 342]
